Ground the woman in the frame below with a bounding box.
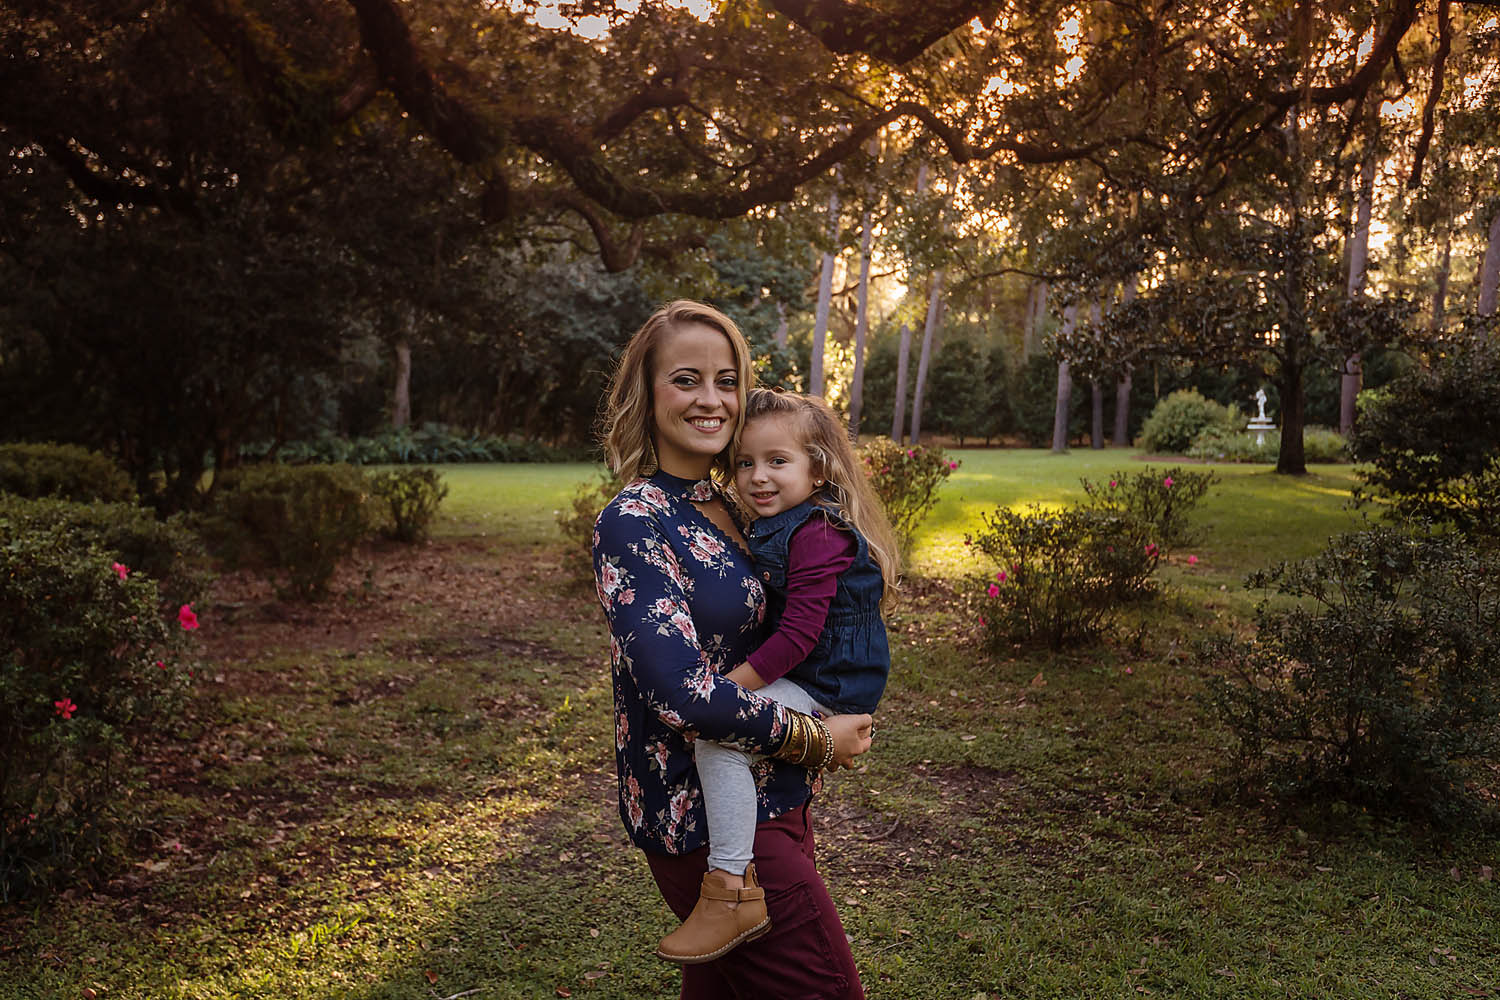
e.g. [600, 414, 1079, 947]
[592, 300, 872, 999]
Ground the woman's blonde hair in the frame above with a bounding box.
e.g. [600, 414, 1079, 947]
[741, 388, 901, 602]
[601, 300, 753, 483]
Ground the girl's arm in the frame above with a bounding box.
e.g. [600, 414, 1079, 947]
[593, 503, 786, 754]
[736, 514, 857, 689]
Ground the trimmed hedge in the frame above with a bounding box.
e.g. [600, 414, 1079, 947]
[241, 425, 582, 466]
[0, 443, 135, 503]
[205, 464, 373, 599]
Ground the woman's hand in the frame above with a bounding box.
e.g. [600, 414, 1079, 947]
[823, 713, 873, 770]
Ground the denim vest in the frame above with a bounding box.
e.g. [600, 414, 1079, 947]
[744, 500, 890, 715]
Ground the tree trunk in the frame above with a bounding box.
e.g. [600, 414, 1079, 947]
[848, 211, 873, 438]
[1480, 207, 1500, 316]
[1052, 362, 1073, 453]
[1051, 302, 1077, 453]
[1089, 300, 1105, 448]
[393, 337, 412, 430]
[1113, 275, 1136, 447]
[1112, 370, 1132, 447]
[1276, 361, 1307, 475]
[892, 323, 912, 443]
[910, 269, 944, 444]
[810, 188, 840, 396]
[1340, 129, 1377, 435]
[1430, 229, 1452, 333]
[774, 301, 789, 350]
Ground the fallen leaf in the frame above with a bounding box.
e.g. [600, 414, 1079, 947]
[1029, 672, 1047, 688]
[425, 970, 438, 984]
[1480, 866, 1493, 882]
[82, 990, 97, 999]
[960, 734, 977, 742]
[556, 989, 572, 998]
[589, 927, 600, 938]
[583, 971, 607, 980]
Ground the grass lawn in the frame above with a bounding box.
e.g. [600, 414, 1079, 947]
[3, 451, 1496, 999]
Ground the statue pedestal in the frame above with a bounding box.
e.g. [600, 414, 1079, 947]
[1247, 418, 1275, 446]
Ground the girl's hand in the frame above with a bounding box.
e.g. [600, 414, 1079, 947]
[823, 713, 873, 770]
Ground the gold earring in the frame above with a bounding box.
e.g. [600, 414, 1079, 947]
[641, 438, 658, 476]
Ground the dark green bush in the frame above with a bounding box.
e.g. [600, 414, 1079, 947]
[969, 467, 1215, 649]
[1137, 390, 1238, 454]
[0, 496, 210, 613]
[0, 520, 197, 900]
[1187, 425, 1348, 463]
[1350, 322, 1500, 534]
[0, 442, 135, 503]
[368, 467, 449, 543]
[242, 424, 580, 466]
[858, 439, 957, 553]
[206, 464, 373, 599]
[1201, 527, 1500, 825]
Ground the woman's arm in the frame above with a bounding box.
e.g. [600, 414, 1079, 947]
[594, 504, 786, 754]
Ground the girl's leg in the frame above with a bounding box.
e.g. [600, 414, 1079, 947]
[693, 739, 757, 875]
[695, 678, 823, 875]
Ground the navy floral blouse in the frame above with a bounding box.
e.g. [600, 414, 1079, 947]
[592, 470, 816, 856]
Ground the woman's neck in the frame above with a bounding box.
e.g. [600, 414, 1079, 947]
[658, 458, 714, 481]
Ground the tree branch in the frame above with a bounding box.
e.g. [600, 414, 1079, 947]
[766, 0, 1002, 64]
[1407, 0, 1450, 189]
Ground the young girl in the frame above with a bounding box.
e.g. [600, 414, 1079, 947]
[656, 387, 900, 965]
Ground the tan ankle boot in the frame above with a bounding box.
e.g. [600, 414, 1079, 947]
[655, 863, 771, 964]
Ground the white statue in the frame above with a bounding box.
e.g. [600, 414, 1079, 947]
[1247, 387, 1275, 444]
[1253, 387, 1268, 423]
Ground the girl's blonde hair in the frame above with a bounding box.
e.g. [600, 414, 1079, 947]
[742, 388, 901, 602]
[601, 300, 753, 483]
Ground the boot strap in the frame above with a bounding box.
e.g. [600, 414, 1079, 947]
[700, 880, 766, 903]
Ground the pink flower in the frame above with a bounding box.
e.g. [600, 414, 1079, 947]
[112, 562, 129, 580]
[987, 583, 999, 597]
[156, 660, 166, 669]
[54, 697, 77, 719]
[1125, 667, 1134, 675]
[1144, 543, 1158, 557]
[1163, 476, 1174, 488]
[948, 461, 959, 470]
[1109, 479, 1117, 488]
[178, 604, 199, 630]
[995, 571, 1007, 582]
[906, 449, 915, 458]
[978, 616, 986, 626]
[1187, 555, 1198, 565]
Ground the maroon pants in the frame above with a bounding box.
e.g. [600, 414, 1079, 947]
[645, 802, 865, 1000]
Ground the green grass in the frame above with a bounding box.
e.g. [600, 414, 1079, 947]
[3, 453, 1496, 999]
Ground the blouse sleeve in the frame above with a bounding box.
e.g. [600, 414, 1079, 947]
[746, 515, 858, 685]
[593, 503, 787, 754]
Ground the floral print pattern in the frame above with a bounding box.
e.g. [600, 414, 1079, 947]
[594, 471, 816, 856]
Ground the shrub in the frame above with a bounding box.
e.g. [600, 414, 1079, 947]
[0, 442, 135, 503]
[558, 471, 627, 575]
[1137, 390, 1238, 454]
[241, 424, 581, 466]
[0, 496, 210, 614]
[1350, 323, 1500, 533]
[857, 439, 958, 553]
[368, 467, 449, 543]
[206, 464, 373, 599]
[1080, 466, 1217, 555]
[1201, 527, 1500, 825]
[0, 520, 198, 899]
[1188, 425, 1348, 463]
[969, 468, 1215, 649]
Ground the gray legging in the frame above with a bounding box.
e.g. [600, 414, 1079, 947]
[694, 677, 828, 875]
